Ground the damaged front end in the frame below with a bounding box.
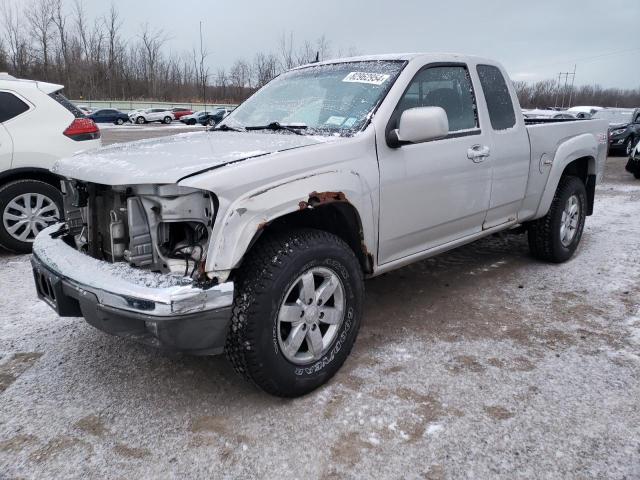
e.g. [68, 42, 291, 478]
[62, 180, 216, 283]
[31, 180, 234, 355]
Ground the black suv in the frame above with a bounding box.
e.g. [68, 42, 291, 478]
[592, 108, 640, 156]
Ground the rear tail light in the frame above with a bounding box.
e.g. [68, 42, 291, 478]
[63, 118, 100, 141]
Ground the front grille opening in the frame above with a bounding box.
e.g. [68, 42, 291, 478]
[36, 272, 56, 302]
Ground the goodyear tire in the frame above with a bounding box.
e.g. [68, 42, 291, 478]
[225, 228, 363, 397]
[528, 175, 587, 263]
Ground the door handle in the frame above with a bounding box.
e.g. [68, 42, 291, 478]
[467, 144, 490, 163]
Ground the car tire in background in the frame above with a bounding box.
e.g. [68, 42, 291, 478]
[0, 179, 62, 254]
[115, 118, 124, 125]
[625, 136, 636, 157]
[207, 118, 216, 126]
[163, 116, 172, 124]
[527, 175, 587, 263]
[225, 228, 364, 398]
[135, 116, 146, 124]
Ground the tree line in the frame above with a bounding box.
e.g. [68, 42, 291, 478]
[1, 0, 638, 108]
[514, 80, 640, 110]
[0, 0, 357, 103]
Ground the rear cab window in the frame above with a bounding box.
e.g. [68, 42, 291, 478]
[0, 92, 31, 123]
[476, 64, 516, 130]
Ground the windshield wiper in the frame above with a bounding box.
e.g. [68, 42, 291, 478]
[211, 123, 242, 132]
[245, 122, 307, 135]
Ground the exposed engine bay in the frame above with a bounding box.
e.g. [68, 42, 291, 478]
[59, 180, 216, 281]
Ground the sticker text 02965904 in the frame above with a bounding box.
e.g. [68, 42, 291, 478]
[342, 72, 391, 86]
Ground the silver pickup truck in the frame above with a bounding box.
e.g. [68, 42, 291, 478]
[31, 54, 608, 397]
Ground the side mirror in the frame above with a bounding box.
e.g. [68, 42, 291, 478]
[387, 107, 449, 148]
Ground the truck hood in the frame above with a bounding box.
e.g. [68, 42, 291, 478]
[52, 131, 331, 185]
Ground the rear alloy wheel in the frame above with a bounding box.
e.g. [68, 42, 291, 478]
[225, 228, 363, 397]
[115, 118, 124, 125]
[136, 116, 146, 124]
[0, 180, 62, 253]
[163, 116, 172, 124]
[528, 175, 586, 263]
[207, 118, 216, 126]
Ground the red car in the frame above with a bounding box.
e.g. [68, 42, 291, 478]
[171, 107, 193, 120]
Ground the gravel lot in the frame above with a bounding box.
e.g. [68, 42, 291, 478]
[1, 125, 639, 479]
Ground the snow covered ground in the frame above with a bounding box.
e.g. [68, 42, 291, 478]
[0, 144, 638, 478]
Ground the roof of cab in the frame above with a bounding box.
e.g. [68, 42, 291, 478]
[293, 52, 498, 70]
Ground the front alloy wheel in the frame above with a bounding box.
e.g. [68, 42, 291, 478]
[277, 267, 346, 364]
[225, 228, 364, 397]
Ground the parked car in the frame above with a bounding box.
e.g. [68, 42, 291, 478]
[32, 53, 608, 397]
[592, 108, 640, 156]
[199, 107, 233, 126]
[88, 108, 130, 125]
[522, 109, 576, 120]
[0, 73, 101, 253]
[567, 106, 602, 116]
[128, 108, 174, 124]
[626, 142, 640, 179]
[171, 107, 193, 120]
[180, 110, 210, 125]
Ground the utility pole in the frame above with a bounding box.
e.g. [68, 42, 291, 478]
[555, 68, 576, 109]
[554, 73, 562, 108]
[567, 64, 576, 108]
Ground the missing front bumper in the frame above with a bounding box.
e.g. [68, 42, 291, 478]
[32, 225, 234, 354]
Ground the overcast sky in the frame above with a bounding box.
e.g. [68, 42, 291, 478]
[78, 0, 640, 88]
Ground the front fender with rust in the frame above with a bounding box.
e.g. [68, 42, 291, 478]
[178, 130, 380, 281]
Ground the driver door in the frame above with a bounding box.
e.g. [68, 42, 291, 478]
[377, 64, 493, 264]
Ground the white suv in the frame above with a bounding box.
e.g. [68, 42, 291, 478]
[128, 108, 174, 124]
[0, 73, 101, 253]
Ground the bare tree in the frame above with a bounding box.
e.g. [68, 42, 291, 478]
[103, 2, 123, 98]
[252, 52, 278, 87]
[1, 2, 31, 75]
[25, 0, 55, 80]
[139, 23, 167, 98]
[278, 31, 296, 70]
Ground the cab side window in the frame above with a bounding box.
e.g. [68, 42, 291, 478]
[476, 64, 516, 130]
[390, 65, 479, 133]
[0, 92, 30, 123]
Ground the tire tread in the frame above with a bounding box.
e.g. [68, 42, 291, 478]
[225, 228, 363, 397]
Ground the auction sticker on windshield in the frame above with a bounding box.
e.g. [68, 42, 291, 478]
[343, 72, 391, 85]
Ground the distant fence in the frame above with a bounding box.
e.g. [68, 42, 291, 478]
[71, 100, 237, 111]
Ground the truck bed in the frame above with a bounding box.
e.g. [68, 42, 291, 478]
[520, 118, 609, 220]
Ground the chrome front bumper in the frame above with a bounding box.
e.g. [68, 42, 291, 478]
[32, 225, 233, 317]
[31, 225, 234, 354]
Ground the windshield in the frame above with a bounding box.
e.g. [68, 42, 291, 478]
[592, 109, 633, 124]
[219, 60, 405, 136]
